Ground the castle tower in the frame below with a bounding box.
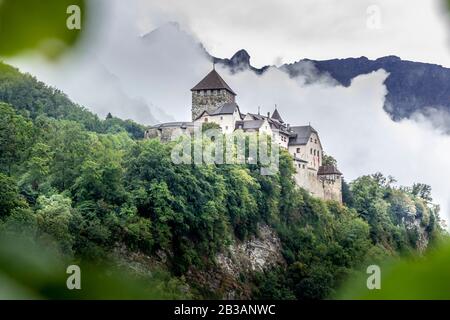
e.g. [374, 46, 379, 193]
[191, 68, 236, 121]
[271, 106, 284, 123]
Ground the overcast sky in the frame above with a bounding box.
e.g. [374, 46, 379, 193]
[126, 0, 450, 67]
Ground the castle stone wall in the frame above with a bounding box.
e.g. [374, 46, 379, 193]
[192, 90, 235, 121]
[144, 128, 161, 139]
[293, 165, 342, 203]
[145, 127, 194, 142]
[322, 177, 343, 202]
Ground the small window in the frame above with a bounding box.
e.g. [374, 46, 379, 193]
[296, 148, 300, 153]
[225, 126, 228, 130]
[220, 116, 223, 120]
[204, 118, 208, 122]
[310, 138, 313, 142]
[315, 139, 317, 143]
[310, 148, 313, 154]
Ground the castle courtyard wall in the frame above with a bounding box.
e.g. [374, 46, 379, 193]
[294, 166, 342, 203]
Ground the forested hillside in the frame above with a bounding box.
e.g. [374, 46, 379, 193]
[0, 61, 444, 299]
[0, 63, 146, 139]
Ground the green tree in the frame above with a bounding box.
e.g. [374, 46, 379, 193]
[322, 153, 337, 166]
[35, 194, 75, 254]
[0, 103, 33, 176]
[47, 120, 90, 190]
[411, 183, 433, 202]
[19, 142, 53, 193]
[0, 173, 27, 217]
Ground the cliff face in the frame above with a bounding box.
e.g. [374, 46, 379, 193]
[185, 224, 285, 299]
[216, 224, 284, 277]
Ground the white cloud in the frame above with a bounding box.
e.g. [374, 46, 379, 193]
[222, 65, 450, 222]
[131, 0, 450, 68]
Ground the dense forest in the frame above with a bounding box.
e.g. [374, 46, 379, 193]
[0, 61, 445, 299]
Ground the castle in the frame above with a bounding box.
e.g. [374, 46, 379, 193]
[145, 68, 343, 202]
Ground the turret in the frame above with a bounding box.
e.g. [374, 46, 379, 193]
[191, 68, 236, 121]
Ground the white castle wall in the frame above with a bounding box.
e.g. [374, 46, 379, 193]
[293, 160, 342, 203]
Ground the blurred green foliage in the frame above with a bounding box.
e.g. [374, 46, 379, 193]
[0, 0, 86, 59]
[0, 235, 189, 299]
[336, 240, 450, 299]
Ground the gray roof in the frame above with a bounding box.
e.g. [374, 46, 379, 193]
[191, 69, 236, 95]
[195, 102, 241, 120]
[288, 125, 318, 146]
[317, 165, 342, 176]
[235, 120, 265, 130]
[246, 113, 265, 121]
[150, 122, 194, 129]
[293, 156, 308, 163]
[246, 113, 289, 133]
[210, 102, 239, 115]
[271, 108, 284, 123]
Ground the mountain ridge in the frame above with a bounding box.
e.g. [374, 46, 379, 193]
[212, 48, 450, 123]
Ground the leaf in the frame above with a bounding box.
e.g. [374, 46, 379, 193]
[0, 0, 86, 59]
[336, 241, 450, 299]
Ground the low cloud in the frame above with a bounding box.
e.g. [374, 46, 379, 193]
[223, 65, 450, 222]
